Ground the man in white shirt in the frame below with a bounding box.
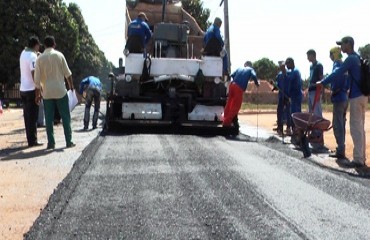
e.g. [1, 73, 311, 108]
[20, 36, 42, 147]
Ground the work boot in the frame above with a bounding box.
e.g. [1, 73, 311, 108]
[329, 151, 346, 159]
[285, 127, 292, 136]
[277, 129, 283, 135]
[66, 142, 76, 148]
[47, 143, 55, 150]
[275, 125, 283, 135]
[336, 159, 365, 168]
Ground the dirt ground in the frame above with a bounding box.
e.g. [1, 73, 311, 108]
[1, 107, 370, 240]
[0, 107, 99, 240]
[239, 110, 370, 166]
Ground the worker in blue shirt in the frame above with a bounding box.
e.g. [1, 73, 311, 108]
[223, 61, 259, 127]
[125, 12, 152, 55]
[203, 17, 224, 52]
[306, 49, 325, 150]
[319, 47, 348, 159]
[317, 36, 366, 168]
[79, 76, 102, 130]
[286, 57, 302, 131]
[273, 61, 291, 135]
[203, 17, 229, 75]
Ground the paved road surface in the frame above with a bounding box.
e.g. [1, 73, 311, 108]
[25, 134, 370, 239]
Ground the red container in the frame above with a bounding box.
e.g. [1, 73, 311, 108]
[292, 112, 331, 131]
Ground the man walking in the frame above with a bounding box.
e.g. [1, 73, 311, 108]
[34, 36, 75, 149]
[223, 61, 259, 127]
[319, 47, 348, 159]
[19, 36, 43, 147]
[306, 49, 325, 150]
[79, 76, 102, 130]
[317, 36, 366, 168]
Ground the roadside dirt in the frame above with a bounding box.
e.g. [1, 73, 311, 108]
[0, 108, 49, 240]
[0, 107, 99, 240]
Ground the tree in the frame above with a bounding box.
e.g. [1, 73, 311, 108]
[0, 0, 112, 91]
[181, 0, 211, 30]
[0, 0, 36, 87]
[68, 4, 104, 81]
[359, 44, 370, 59]
[252, 58, 278, 81]
[67, 3, 114, 91]
[0, 0, 79, 86]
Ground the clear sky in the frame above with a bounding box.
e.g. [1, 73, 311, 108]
[64, 0, 369, 79]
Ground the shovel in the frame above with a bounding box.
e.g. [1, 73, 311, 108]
[301, 84, 323, 157]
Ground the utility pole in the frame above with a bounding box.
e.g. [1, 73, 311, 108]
[162, 0, 166, 22]
[221, 0, 231, 74]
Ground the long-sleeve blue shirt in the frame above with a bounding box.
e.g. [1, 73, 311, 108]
[230, 66, 259, 91]
[321, 60, 348, 103]
[79, 76, 102, 95]
[203, 24, 224, 47]
[321, 53, 362, 99]
[287, 68, 302, 100]
[275, 71, 289, 100]
[127, 17, 152, 47]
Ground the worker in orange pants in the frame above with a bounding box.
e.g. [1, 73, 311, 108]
[223, 61, 259, 126]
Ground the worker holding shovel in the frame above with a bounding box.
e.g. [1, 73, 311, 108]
[272, 61, 291, 135]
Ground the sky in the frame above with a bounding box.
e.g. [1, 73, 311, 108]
[64, 0, 369, 79]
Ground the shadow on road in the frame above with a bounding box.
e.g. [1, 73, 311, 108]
[0, 128, 25, 136]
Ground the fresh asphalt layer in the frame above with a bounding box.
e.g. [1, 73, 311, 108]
[25, 129, 370, 239]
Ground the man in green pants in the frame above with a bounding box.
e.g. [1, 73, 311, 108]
[34, 36, 75, 149]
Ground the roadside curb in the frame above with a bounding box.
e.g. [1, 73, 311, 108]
[240, 123, 370, 178]
[271, 133, 370, 178]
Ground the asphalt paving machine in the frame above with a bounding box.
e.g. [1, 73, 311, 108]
[105, 0, 238, 135]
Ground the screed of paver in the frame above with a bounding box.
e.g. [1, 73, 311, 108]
[0, 106, 101, 240]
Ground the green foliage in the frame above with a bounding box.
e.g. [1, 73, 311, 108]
[67, 3, 111, 86]
[0, 0, 112, 89]
[359, 44, 370, 59]
[181, 0, 211, 30]
[252, 58, 278, 81]
[0, 0, 30, 86]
